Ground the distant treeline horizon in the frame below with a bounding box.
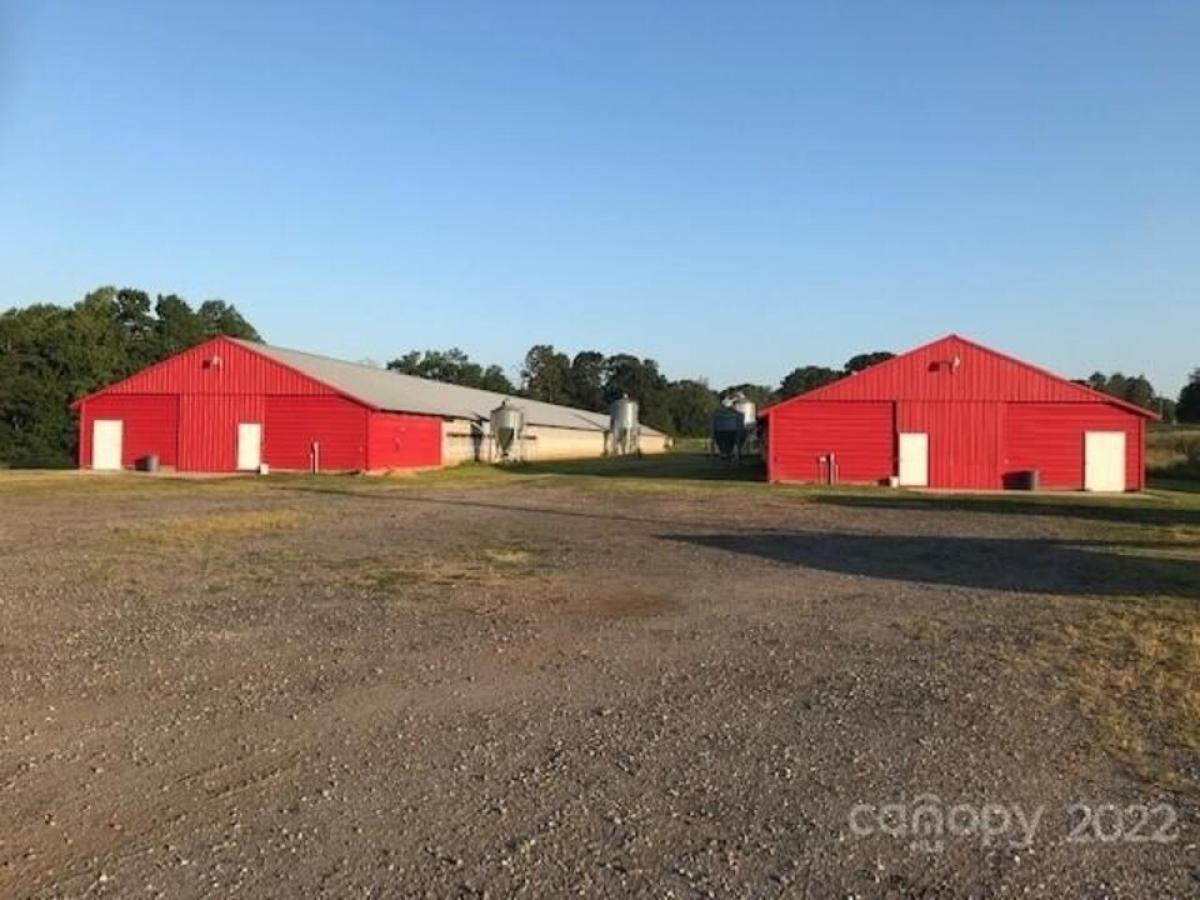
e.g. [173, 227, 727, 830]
[385, 345, 899, 438]
[2, 287, 1198, 466]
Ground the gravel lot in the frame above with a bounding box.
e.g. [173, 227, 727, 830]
[1, 471, 1197, 897]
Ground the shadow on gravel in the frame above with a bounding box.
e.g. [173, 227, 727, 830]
[507, 453, 766, 483]
[811, 494, 1200, 528]
[663, 531, 1200, 598]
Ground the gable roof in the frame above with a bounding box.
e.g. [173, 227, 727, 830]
[761, 333, 1157, 419]
[75, 335, 661, 433]
[233, 339, 645, 433]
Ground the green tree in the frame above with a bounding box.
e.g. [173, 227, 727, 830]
[1155, 396, 1177, 423]
[197, 300, 261, 342]
[386, 351, 423, 375]
[521, 344, 573, 404]
[667, 379, 718, 436]
[779, 365, 841, 399]
[386, 348, 516, 393]
[568, 350, 607, 411]
[478, 364, 516, 393]
[1085, 370, 1159, 412]
[1179, 369, 1200, 423]
[0, 304, 79, 466]
[844, 351, 894, 373]
[1122, 375, 1156, 410]
[417, 348, 473, 383]
[74, 288, 132, 389]
[153, 294, 209, 355]
[0, 288, 261, 467]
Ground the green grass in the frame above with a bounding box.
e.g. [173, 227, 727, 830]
[1147, 424, 1200, 482]
[111, 508, 310, 546]
[325, 543, 540, 606]
[1149, 476, 1200, 494]
[1026, 593, 1200, 789]
[0, 469, 263, 498]
[9, 448, 1200, 513]
[10, 449, 1200, 510]
[479, 546, 535, 565]
[253, 450, 775, 500]
[505, 451, 766, 485]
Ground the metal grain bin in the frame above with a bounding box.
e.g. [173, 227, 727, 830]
[609, 396, 640, 455]
[711, 406, 743, 459]
[490, 401, 525, 462]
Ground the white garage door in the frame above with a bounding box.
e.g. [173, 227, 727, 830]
[92, 419, 123, 471]
[898, 432, 929, 487]
[1084, 431, 1126, 492]
[237, 422, 263, 471]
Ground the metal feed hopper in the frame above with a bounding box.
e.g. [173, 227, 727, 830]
[608, 395, 640, 456]
[490, 400, 525, 463]
[711, 393, 759, 460]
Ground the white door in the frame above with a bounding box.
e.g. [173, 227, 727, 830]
[898, 432, 929, 487]
[236, 423, 262, 471]
[92, 419, 123, 470]
[1084, 431, 1125, 492]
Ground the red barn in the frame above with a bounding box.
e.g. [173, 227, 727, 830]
[760, 335, 1155, 492]
[73, 335, 667, 473]
[73, 336, 444, 473]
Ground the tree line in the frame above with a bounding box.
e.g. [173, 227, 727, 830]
[390, 345, 903, 435]
[2, 287, 1198, 466]
[512, 346, 902, 435]
[387, 347, 1197, 432]
[1081, 372, 1187, 423]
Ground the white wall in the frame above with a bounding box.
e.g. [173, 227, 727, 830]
[440, 418, 668, 465]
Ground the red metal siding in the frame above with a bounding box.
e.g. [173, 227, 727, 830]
[76, 337, 461, 474]
[264, 396, 368, 471]
[79, 395, 179, 468]
[367, 412, 442, 470]
[768, 401, 893, 484]
[1137, 418, 1146, 490]
[778, 336, 1139, 406]
[897, 401, 1003, 490]
[764, 335, 1152, 491]
[178, 395, 266, 472]
[91, 337, 338, 397]
[1004, 403, 1140, 490]
[76, 337, 374, 472]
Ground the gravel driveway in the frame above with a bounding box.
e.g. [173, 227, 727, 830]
[1, 475, 1196, 897]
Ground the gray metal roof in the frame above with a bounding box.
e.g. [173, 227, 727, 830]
[233, 339, 661, 434]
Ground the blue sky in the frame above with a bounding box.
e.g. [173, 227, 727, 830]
[1, 1, 1196, 393]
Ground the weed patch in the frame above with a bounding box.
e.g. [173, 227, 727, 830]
[1036, 598, 1200, 788]
[480, 547, 535, 565]
[113, 508, 309, 545]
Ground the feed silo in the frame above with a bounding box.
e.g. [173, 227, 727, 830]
[711, 406, 743, 459]
[711, 393, 759, 460]
[490, 400, 525, 463]
[609, 395, 640, 456]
